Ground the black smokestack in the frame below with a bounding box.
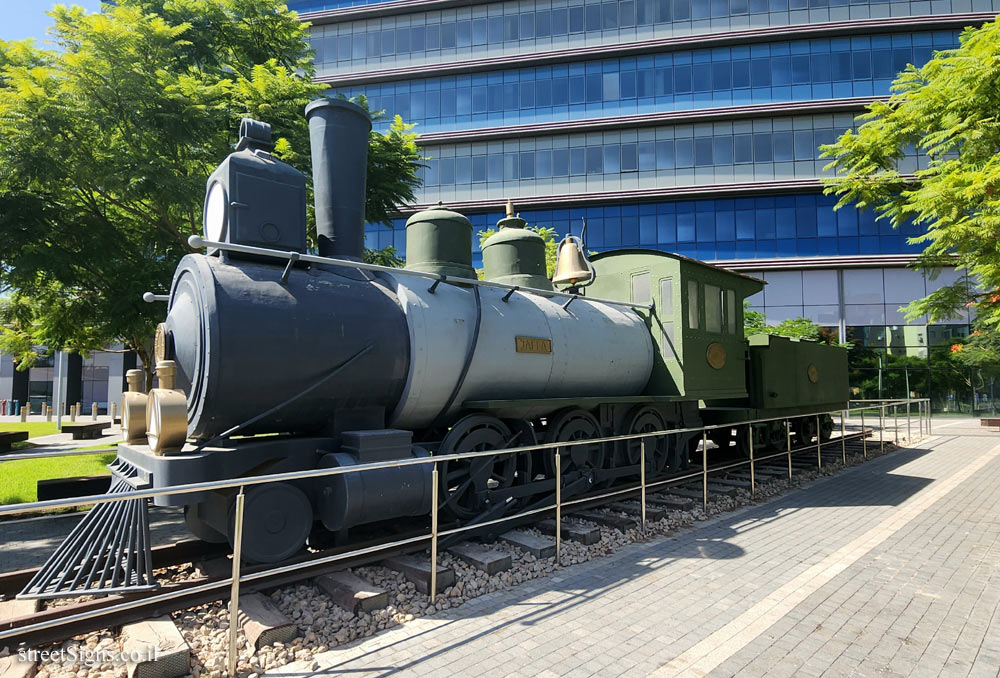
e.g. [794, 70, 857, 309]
[304, 98, 372, 261]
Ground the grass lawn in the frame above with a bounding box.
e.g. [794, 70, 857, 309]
[0, 421, 60, 437]
[0, 451, 116, 505]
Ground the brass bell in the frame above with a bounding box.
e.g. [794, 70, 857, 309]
[552, 235, 593, 286]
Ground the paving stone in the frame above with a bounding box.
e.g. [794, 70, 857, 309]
[239, 592, 298, 651]
[261, 424, 1000, 678]
[569, 510, 637, 531]
[536, 519, 601, 545]
[121, 616, 190, 678]
[448, 543, 512, 575]
[500, 530, 557, 558]
[383, 556, 455, 595]
[314, 570, 389, 613]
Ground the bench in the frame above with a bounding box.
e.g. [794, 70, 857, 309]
[981, 418, 1000, 431]
[37, 475, 112, 501]
[60, 422, 110, 440]
[0, 431, 29, 453]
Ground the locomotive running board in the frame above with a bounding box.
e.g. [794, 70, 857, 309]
[18, 458, 159, 599]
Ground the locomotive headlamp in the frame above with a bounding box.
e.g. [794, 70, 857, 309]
[203, 180, 227, 242]
[200, 117, 307, 255]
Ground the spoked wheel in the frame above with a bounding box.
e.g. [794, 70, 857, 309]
[542, 408, 605, 478]
[819, 414, 834, 442]
[437, 414, 517, 521]
[619, 406, 670, 476]
[793, 417, 818, 444]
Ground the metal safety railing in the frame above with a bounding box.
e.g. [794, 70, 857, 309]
[0, 398, 932, 675]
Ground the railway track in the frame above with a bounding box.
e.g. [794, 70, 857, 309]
[0, 428, 894, 652]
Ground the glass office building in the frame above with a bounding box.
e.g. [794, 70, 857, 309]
[290, 0, 998, 411]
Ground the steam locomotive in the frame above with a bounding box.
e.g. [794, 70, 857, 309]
[23, 98, 847, 598]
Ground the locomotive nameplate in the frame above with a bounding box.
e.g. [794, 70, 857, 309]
[515, 336, 552, 354]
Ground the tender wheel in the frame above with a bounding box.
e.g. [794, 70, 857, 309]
[764, 421, 787, 450]
[819, 414, 834, 442]
[542, 408, 605, 477]
[793, 417, 818, 444]
[620, 406, 670, 475]
[437, 415, 516, 521]
[229, 482, 313, 563]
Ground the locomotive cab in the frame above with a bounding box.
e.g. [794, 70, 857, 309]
[584, 250, 764, 400]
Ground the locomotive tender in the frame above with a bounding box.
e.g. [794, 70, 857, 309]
[24, 98, 847, 597]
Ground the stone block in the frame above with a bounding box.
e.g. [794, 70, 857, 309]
[314, 570, 389, 614]
[536, 519, 601, 545]
[383, 556, 455, 595]
[120, 616, 190, 678]
[448, 543, 512, 575]
[499, 530, 557, 559]
[239, 593, 297, 651]
[571, 510, 637, 532]
[608, 501, 666, 522]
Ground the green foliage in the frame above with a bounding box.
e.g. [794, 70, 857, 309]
[477, 225, 559, 277]
[0, 0, 422, 372]
[821, 19, 1000, 329]
[743, 302, 827, 342]
[362, 245, 405, 268]
[743, 301, 766, 337]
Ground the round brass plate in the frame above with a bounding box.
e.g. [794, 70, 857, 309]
[807, 364, 819, 383]
[706, 342, 727, 370]
[153, 323, 168, 364]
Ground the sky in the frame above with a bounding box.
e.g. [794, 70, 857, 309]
[2, 0, 103, 43]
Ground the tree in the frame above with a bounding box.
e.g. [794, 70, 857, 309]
[742, 301, 828, 342]
[0, 0, 422, 382]
[821, 19, 1000, 331]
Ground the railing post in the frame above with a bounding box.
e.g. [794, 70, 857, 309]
[861, 410, 867, 460]
[430, 463, 439, 604]
[840, 411, 846, 464]
[918, 400, 923, 438]
[701, 430, 708, 511]
[879, 405, 884, 453]
[927, 399, 932, 435]
[748, 423, 755, 496]
[640, 438, 647, 527]
[815, 414, 822, 469]
[555, 451, 562, 564]
[894, 404, 899, 445]
[785, 420, 792, 479]
[906, 399, 912, 442]
[227, 488, 246, 678]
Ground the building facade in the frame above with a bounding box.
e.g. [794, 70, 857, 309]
[293, 0, 997, 411]
[0, 349, 136, 416]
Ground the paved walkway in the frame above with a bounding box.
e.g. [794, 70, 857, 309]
[271, 425, 1000, 678]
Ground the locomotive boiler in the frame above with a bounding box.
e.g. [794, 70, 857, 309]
[22, 98, 849, 598]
